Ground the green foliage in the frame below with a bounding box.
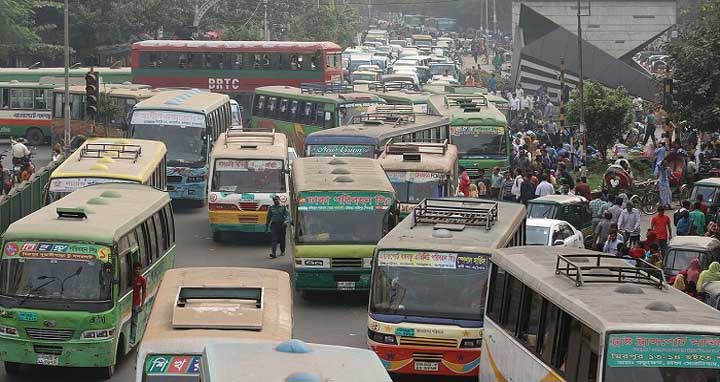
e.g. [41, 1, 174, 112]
[566, 81, 633, 160]
[286, 4, 361, 47]
[0, 0, 40, 61]
[666, 0, 720, 133]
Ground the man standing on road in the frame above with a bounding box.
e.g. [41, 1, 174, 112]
[535, 174, 554, 197]
[594, 212, 613, 251]
[608, 197, 624, 225]
[618, 202, 641, 246]
[643, 109, 657, 146]
[650, 206, 672, 254]
[689, 201, 707, 236]
[266, 195, 290, 258]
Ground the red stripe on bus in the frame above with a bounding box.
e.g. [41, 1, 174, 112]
[0, 119, 51, 126]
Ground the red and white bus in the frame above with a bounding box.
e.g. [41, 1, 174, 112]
[131, 40, 344, 113]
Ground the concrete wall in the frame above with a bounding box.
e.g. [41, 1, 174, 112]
[512, 0, 676, 58]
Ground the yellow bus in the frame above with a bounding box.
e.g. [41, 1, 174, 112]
[46, 137, 167, 203]
[208, 129, 289, 241]
[368, 198, 527, 379]
[137, 267, 293, 382]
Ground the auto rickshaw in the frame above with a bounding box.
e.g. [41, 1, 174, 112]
[691, 177, 720, 210]
[527, 195, 593, 248]
[663, 236, 720, 280]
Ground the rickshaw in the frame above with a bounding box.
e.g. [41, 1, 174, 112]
[638, 151, 691, 214]
[691, 177, 720, 210]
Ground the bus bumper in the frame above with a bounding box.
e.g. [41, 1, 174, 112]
[210, 223, 267, 233]
[167, 182, 206, 201]
[368, 340, 480, 377]
[209, 211, 268, 233]
[294, 268, 371, 291]
[0, 336, 116, 368]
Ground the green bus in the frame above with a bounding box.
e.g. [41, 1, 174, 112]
[428, 94, 510, 179]
[0, 81, 55, 145]
[0, 67, 132, 84]
[0, 183, 175, 378]
[250, 84, 385, 153]
[290, 157, 398, 292]
[358, 82, 432, 113]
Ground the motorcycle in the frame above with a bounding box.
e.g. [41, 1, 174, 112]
[11, 154, 34, 185]
[0, 151, 14, 195]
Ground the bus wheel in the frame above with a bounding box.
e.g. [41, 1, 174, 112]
[212, 231, 224, 242]
[25, 128, 45, 146]
[4, 361, 21, 375]
[100, 340, 122, 379]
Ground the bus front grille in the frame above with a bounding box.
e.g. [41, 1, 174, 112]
[331, 258, 363, 268]
[412, 352, 445, 361]
[400, 337, 458, 348]
[167, 176, 183, 183]
[238, 215, 259, 223]
[26, 328, 74, 341]
[33, 345, 63, 355]
[238, 202, 259, 210]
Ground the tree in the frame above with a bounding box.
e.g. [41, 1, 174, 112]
[566, 81, 633, 161]
[666, 0, 720, 133]
[0, 0, 39, 62]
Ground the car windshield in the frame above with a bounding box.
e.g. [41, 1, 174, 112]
[371, 251, 489, 321]
[450, 126, 507, 157]
[430, 65, 454, 75]
[0, 257, 110, 302]
[665, 249, 702, 272]
[528, 203, 557, 219]
[605, 333, 720, 382]
[692, 185, 717, 204]
[526, 226, 550, 245]
[387, 172, 446, 204]
[296, 210, 387, 244]
[353, 73, 377, 82]
[133, 124, 205, 166]
[211, 159, 285, 193]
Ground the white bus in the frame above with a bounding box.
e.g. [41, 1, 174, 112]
[480, 246, 720, 382]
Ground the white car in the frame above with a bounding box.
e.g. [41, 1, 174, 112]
[525, 218, 585, 248]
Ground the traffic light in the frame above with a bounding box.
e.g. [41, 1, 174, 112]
[85, 71, 99, 120]
[663, 77, 673, 112]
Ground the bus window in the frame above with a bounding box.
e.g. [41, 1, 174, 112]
[153, 213, 166, 252]
[69, 94, 84, 119]
[501, 275, 523, 334]
[255, 95, 266, 116]
[135, 226, 149, 267]
[279, 98, 289, 118]
[518, 288, 543, 352]
[120, 252, 133, 294]
[300, 102, 314, 124]
[314, 103, 325, 127]
[487, 266, 506, 322]
[289, 100, 299, 121]
[164, 204, 175, 245]
[10, 88, 33, 109]
[267, 97, 277, 117]
[34, 89, 49, 110]
[53, 93, 63, 117]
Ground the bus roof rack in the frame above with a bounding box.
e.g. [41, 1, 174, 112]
[224, 128, 276, 146]
[79, 143, 142, 163]
[352, 105, 416, 126]
[412, 198, 498, 230]
[300, 82, 354, 95]
[367, 81, 416, 92]
[384, 139, 448, 156]
[444, 94, 488, 109]
[555, 254, 666, 288]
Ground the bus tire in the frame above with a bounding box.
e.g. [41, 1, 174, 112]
[4, 361, 21, 375]
[100, 340, 122, 379]
[212, 231, 224, 242]
[25, 128, 45, 146]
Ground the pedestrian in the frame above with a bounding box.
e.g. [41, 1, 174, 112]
[490, 167, 503, 198]
[265, 195, 290, 258]
[645, 244, 663, 268]
[594, 212, 613, 250]
[511, 168, 524, 202]
[487, 73, 497, 93]
[672, 272, 687, 293]
[557, 164, 574, 190]
[589, 193, 608, 233]
[629, 241, 646, 260]
[643, 109, 657, 146]
[130, 262, 146, 345]
[654, 141, 666, 167]
[694, 194, 709, 214]
[650, 206, 672, 254]
[501, 172, 515, 202]
[535, 174, 554, 197]
[608, 197, 624, 225]
[697, 262, 720, 297]
[618, 202, 641, 246]
[689, 201, 707, 236]
[674, 200, 691, 236]
[603, 230, 623, 256]
[686, 258, 702, 296]
[574, 176, 591, 200]
[468, 184, 480, 198]
[458, 168, 472, 197]
[519, 172, 536, 205]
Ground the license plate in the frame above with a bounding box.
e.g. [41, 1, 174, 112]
[37, 354, 59, 366]
[336, 281, 355, 290]
[414, 361, 439, 371]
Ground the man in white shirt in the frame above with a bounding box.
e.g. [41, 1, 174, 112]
[11, 138, 31, 166]
[535, 174, 555, 197]
[511, 169, 524, 201]
[617, 202, 641, 246]
[516, 84, 524, 99]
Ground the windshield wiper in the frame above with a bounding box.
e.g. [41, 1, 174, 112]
[61, 266, 83, 294]
[18, 276, 58, 306]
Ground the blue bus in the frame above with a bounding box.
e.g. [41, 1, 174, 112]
[129, 89, 231, 204]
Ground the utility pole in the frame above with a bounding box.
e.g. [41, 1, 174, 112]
[264, 0, 269, 41]
[368, 0, 372, 21]
[492, 0, 497, 34]
[63, 0, 70, 152]
[577, 0, 586, 173]
[485, 0, 489, 35]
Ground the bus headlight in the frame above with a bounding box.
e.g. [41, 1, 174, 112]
[0, 325, 19, 337]
[362, 258, 373, 268]
[295, 258, 330, 268]
[81, 328, 115, 339]
[460, 338, 482, 348]
[368, 329, 397, 345]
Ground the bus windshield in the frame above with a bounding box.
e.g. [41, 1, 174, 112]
[0, 245, 111, 303]
[604, 333, 720, 382]
[386, 172, 444, 203]
[450, 126, 506, 158]
[295, 192, 393, 244]
[131, 110, 206, 166]
[371, 251, 489, 321]
[211, 159, 285, 193]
